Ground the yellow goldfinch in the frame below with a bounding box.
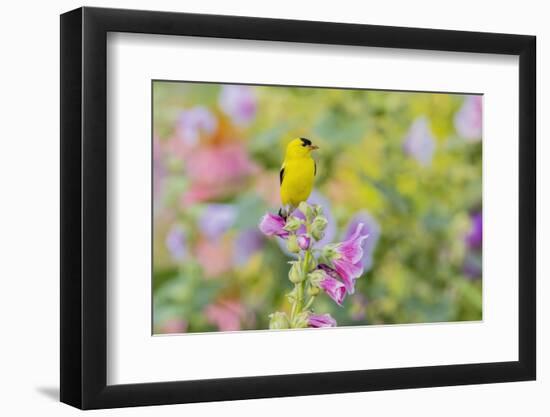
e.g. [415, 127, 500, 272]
[279, 137, 319, 217]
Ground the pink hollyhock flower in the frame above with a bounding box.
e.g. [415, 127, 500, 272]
[327, 223, 368, 294]
[259, 213, 289, 238]
[297, 234, 311, 250]
[318, 274, 346, 306]
[308, 313, 337, 328]
[332, 258, 363, 294]
[336, 223, 369, 264]
[454, 95, 482, 142]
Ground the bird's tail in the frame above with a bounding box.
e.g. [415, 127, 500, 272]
[278, 204, 295, 220]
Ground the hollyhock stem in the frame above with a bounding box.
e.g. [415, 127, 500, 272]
[289, 248, 312, 326]
[303, 295, 316, 311]
[262, 202, 366, 329]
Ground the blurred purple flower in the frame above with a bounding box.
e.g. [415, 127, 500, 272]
[403, 117, 436, 166]
[308, 313, 337, 328]
[259, 213, 289, 238]
[343, 211, 380, 272]
[463, 253, 482, 279]
[219, 85, 257, 125]
[199, 204, 237, 239]
[176, 106, 217, 146]
[466, 211, 482, 249]
[455, 95, 482, 141]
[318, 273, 346, 306]
[234, 229, 264, 265]
[165, 225, 186, 261]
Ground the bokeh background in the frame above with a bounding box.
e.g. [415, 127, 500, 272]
[152, 81, 482, 334]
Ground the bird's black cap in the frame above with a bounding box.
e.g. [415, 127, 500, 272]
[300, 137, 312, 146]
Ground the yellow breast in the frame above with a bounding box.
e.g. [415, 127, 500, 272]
[280, 157, 315, 207]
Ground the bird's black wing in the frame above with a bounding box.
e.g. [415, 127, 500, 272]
[279, 167, 285, 185]
[314, 161, 317, 176]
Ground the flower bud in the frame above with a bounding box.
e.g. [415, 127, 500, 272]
[297, 234, 311, 250]
[292, 311, 310, 329]
[286, 287, 297, 303]
[283, 216, 302, 232]
[307, 269, 326, 287]
[311, 216, 328, 240]
[312, 204, 323, 216]
[286, 235, 300, 253]
[269, 312, 289, 329]
[288, 261, 304, 283]
[311, 229, 325, 241]
[298, 201, 314, 221]
[312, 215, 328, 232]
[307, 285, 320, 296]
[321, 244, 339, 262]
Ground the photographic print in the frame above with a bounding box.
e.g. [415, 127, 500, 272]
[152, 81, 482, 334]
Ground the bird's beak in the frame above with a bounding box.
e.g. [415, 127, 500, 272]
[308, 144, 319, 151]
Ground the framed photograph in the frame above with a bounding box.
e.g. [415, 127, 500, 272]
[60, 6, 536, 409]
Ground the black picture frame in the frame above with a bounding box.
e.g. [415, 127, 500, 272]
[60, 6, 536, 410]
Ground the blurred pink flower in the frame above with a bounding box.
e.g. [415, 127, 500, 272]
[153, 136, 165, 204]
[403, 117, 436, 166]
[205, 300, 250, 332]
[455, 95, 482, 141]
[219, 85, 257, 125]
[195, 238, 233, 278]
[160, 318, 188, 334]
[308, 313, 337, 328]
[182, 143, 258, 204]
